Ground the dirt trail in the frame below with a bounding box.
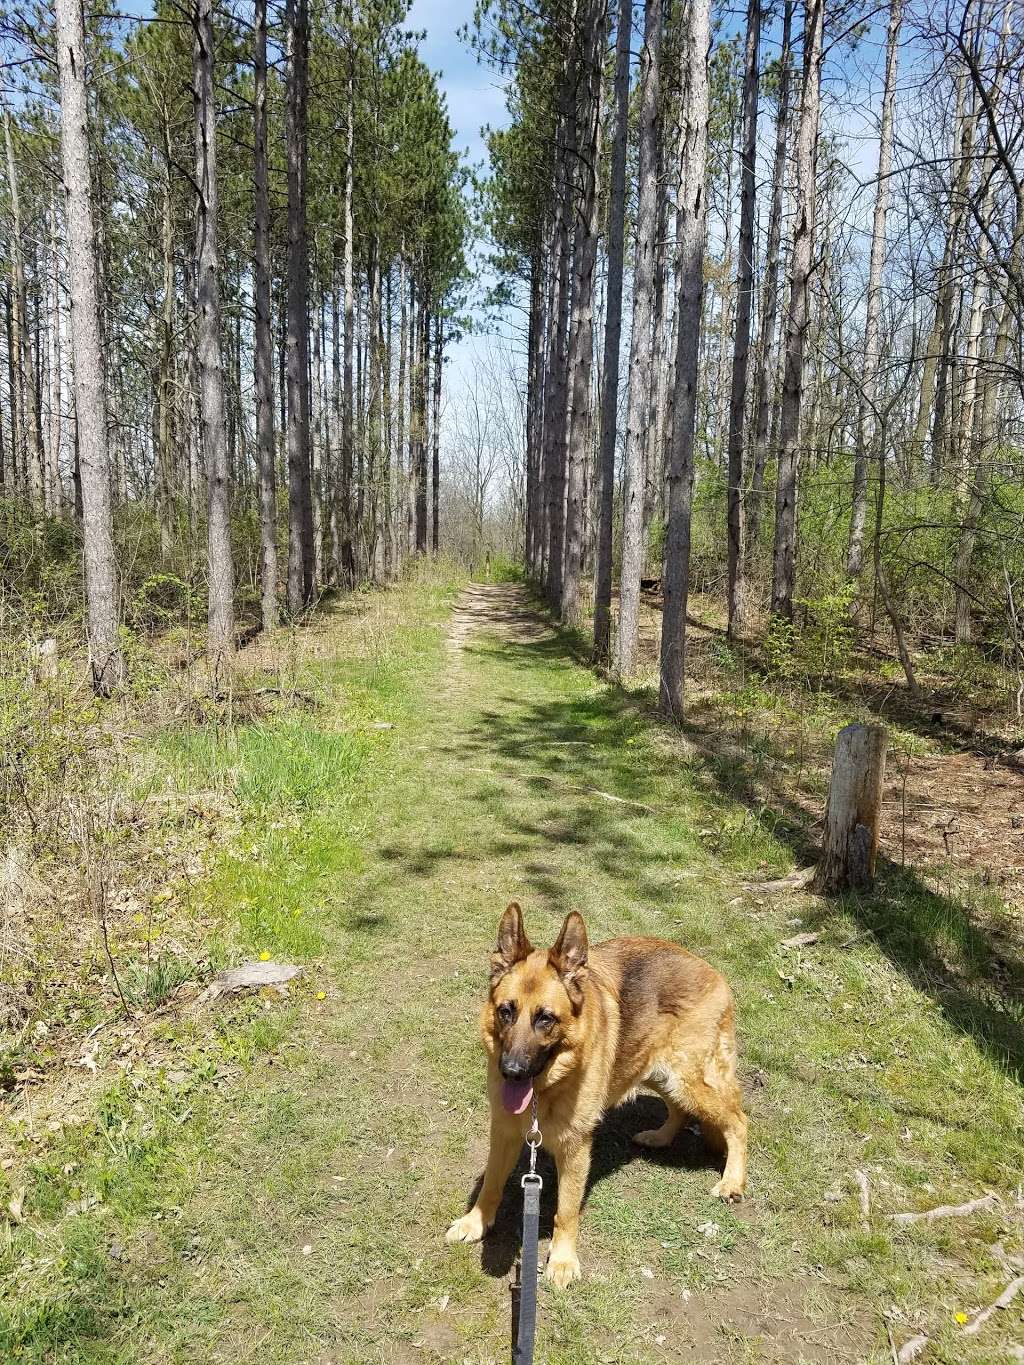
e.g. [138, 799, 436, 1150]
[15, 577, 1020, 1364]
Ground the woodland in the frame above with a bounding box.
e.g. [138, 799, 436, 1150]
[1, 0, 1024, 1360]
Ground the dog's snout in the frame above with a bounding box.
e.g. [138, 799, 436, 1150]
[500, 1054, 530, 1081]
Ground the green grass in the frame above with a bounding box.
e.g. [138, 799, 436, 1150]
[2, 569, 1023, 1363]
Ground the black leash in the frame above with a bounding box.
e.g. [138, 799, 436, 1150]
[513, 1096, 543, 1365]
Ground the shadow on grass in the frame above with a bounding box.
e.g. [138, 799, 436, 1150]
[463, 1094, 719, 1280]
[450, 614, 1024, 1089]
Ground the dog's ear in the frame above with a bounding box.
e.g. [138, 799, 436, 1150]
[548, 911, 589, 1007]
[491, 901, 532, 985]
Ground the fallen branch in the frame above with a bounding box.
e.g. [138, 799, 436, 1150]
[198, 960, 303, 1004]
[963, 1274, 1024, 1336]
[741, 867, 815, 894]
[889, 1193, 999, 1225]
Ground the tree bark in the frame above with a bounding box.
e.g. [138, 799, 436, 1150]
[543, 83, 575, 610]
[254, 0, 278, 630]
[3, 104, 44, 509]
[193, 0, 235, 674]
[660, 0, 710, 719]
[616, 0, 662, 677]
[396, 249, 408, 571]
[562, 0, 603, 627]
[770, 0, 823, 621]
[47, 193, 63, 517]
[525, 249, 545, 578]
[813, 723, 887, 893]
[285, 0, 314, 612]
[847, 0, 901, 585]
[747, 0, 792, 563]
[414, 289, 428, 552]
[725, 0, 761, 635]
[593, 0, 631, 662]
[341, 63, 356, 586]
[54, 0, 125, 694]
[432, 311, 442, 554]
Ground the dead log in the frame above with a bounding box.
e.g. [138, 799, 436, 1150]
[813, 723, 888, 894]
[197, 960, 303, 1003]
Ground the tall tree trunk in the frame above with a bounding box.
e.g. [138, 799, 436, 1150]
[616, 0, 662, 677]
[746, 0, 792, 561]
[396, 250, 408, 570]
[55, 0, 125, 694]
[847, 0, 901, 585]
[47, 193, 63, 516]
[254, 0, 278, 630]
[414, 290, 428, 552]
[648, 131, 673, 530]
[954, 10, 1018, 644]
[660, 0, 710, 717]
[431, 311, 442, 555]
[285, 0, 314, 611]
[544, 79, 576, 611]
[593, 0, 631, 663]
[3, 104, 43, 509]
[155, 136, 175, 556]
[193, 0, 234, 673]
[929, 63, 977, 482]
[341, 65, 356, 586]
[770, 0, 823, 622]
[725, 0, 761, 634]
[312, 290, 326, 583]
[525, 249, 544, 576]
[327, 261, 340, 577]
[365, 250, 379, 577]
[562, 0, 603, 626]
[5, 283, 22, 492]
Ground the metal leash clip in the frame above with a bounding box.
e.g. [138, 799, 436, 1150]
[522, 1093, 543, 1188]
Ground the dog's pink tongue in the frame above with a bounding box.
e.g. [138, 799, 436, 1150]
[501, 1078, 534, 1115]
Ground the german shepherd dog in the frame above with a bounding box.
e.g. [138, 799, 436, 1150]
[446, 903, 748, 1287]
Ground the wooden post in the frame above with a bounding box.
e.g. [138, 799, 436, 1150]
[813, 723, 887, 893]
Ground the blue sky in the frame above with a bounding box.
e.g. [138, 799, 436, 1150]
[406, 0, 510, 173]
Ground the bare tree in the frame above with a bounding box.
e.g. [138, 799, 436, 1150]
[593, 0, 632, 664]
[660, 0, 710, 718]
[562, 0, 604, 627]
[285, 0, 314, 612]
[617, 0, 662, 677]
[847, 0, 901, 586]
[746, 0, 793, 558]
[770, 0, 823, 621]
[193, 0, 235, 673]
[54, 0, 124, 694]
[725, 0, 761, 635]
[254, 0, 278, 631]
[3, 103, 44, 509]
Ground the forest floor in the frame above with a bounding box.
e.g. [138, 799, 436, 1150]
[3, 571, 1024, 1363]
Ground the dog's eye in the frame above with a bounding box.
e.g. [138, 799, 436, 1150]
[496, 1001, 516, 1024]
[533, 1009, 556, 1031]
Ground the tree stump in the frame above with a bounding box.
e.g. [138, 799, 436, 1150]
[813, 723, 888, 893]
[29, 638, 59, 686]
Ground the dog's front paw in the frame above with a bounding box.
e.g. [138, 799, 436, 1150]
[711, 1176, 744, 1202]
[633, 1126, 675, 1149]
[545, 1245, 581, 1288]
[445, 1208, 489, 1244]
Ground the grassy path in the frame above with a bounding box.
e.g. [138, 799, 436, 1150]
[8, 577, 1024, 1363]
